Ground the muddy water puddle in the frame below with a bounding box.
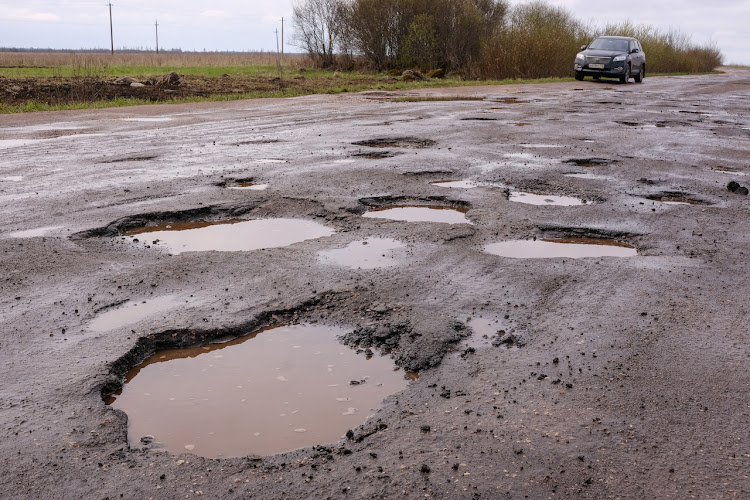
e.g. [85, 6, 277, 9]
[485, 238, 636, 259]
[227, 183, 269, 191]
[1, 176, 23, 182]
[363, 206, 472, 224]
[318, 237, 406, 269]
[463, 316, 505, 349]
[124, 219, 334, 254]
[107, 324, 410, 458]
[89, 295, 183, 332]
[564, 173, 613, 180]
[509, 191, 586, 206]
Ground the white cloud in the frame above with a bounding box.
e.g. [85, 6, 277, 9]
[0, 7, 60, 22]
[200, 10, 227, 18]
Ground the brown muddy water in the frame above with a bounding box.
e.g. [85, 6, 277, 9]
[362, 206, 472, 224]
[107, 324, 411, 458]
[485, 237, 637, 259]
[318, 237, 406, 269]
[124, 219, 334, 254]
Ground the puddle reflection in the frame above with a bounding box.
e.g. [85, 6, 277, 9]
[431, 180, 480, 189]
[485, 238, 636, 259]
[318, 237, 406, 269]
[107, 324, 410, 458]
[363, 206, 472, 225]
[509, 191, 586, 206]
[124, 219, 334, 254]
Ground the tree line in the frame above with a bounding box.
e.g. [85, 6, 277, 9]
[291, 0, 722, 78]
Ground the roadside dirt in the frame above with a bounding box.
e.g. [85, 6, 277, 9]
[0, 73, 383, 106]
[1, 69, 749, 499]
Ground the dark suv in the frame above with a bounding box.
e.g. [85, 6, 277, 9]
[574, 36, 645, 83]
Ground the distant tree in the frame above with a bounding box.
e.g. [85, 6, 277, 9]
[291, 0, 347, 68]
[400, 13, 441, 69]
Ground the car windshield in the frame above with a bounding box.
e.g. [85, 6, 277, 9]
[588, 38, 629, 52]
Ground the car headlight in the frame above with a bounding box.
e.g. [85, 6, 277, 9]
[613, 55, 626, 62]
[575, 53, 585, 62]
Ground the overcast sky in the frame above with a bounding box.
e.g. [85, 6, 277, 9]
[0, 0, 747, 64]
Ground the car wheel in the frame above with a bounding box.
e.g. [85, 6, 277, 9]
[575, 71, 584, 81]
[619, 65, 630, 84]
[635, 66, 644, 83]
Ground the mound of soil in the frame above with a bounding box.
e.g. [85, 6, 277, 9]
[0, 74, 381, 107]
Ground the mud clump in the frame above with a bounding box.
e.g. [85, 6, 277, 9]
[352, 137, 437, 149]
[727, 181, 749, 195]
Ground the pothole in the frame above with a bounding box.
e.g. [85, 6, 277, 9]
[565, 158, 614, 167]
[1, 176, 23, 182]
[352, 137, 436, 148]
[395, 96, 484, 102]
[431, 180, 480, 189]
[460, 117, 498, 121]
[318, 237, 406, 269]
[485, 238, 636, 259]
[106, 324, 411, 458]
[512, 122, 532, 127]
[218, 178, 269, 190]
[228, 183, 269, 191]
[89, 295, 183, 332]
[509, 191, 586, 206]
[492, 98, 529, 104]
[124, 219, 334, 254]
[122, 117, 173, 122]
[351, 151, 398, 159]
[645, 192, 708, 205]
[363, 206, 472, 225]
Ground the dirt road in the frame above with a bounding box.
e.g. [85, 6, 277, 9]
[1, 69, 749, 498]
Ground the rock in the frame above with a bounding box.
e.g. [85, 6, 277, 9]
[420, 425, 431, 433]
[130, 82, 145, 88]
[154, 71, 183, 87]
[420, 464, 431, 473]
[112, 76, 140, 86]
[728, 181, 748, 195]
[401, 70, 425, 81]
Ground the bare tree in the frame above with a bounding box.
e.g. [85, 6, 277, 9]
[292, 0, 346, 68]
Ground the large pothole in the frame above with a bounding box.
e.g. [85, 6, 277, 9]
[106, 324, 411, 458]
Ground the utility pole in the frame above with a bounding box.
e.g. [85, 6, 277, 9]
[281, 17, 284, 57]
[108, 2, 114, 55]
[155, 19, 159, 54]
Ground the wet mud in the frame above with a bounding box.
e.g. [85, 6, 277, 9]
[2, 69, 750, 499]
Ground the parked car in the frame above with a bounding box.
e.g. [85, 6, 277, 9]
[574, 36, 645, 83]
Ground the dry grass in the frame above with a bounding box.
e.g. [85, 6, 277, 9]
[0, 51, 311, 75]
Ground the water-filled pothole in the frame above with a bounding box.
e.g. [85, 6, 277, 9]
[509, 191, 586, 206]
[124, 219, 334, 254]
[485, 238, 636, 259]
[227, 183, 269, 191]
[363, 206, 472, 224]
[318, 237, 406, 269]
[106, 324, 410, 458]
